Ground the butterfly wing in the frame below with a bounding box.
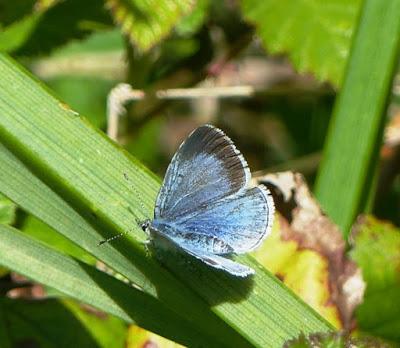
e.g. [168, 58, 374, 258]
[155, 125, 250, 220]
[172, 185, 274, 254]
[178, 244, 255, 277]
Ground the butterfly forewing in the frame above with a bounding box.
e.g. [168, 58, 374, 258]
[154, 125, 250, 220]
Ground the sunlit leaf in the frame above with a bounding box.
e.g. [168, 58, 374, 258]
[0, 54, 333, 347]
[0, 224, 212, 347]
[0, 193, 16, 225]
[253, 172, 357, 329]
[351, 216, 400, 342]
[314, 0, 400, 236]
[20, 215, 96, 264]
[241, 0, 362, 86]
[105, 0, 195, 51]
[126, 325, 184, 348]
[253, 218, 342, 328]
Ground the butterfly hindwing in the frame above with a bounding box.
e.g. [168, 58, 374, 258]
[178, 244, 255, 277]
[172, 185, 274, 254]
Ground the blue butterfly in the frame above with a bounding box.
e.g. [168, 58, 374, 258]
[142, 124, 275, 277]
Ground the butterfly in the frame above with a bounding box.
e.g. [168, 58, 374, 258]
[139, 124, 275, 277]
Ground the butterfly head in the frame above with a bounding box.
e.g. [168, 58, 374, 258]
[140, 219, 151, 233]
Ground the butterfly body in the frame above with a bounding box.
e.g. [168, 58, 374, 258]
[149, 219, 234, 255]
[147, 124, 275, 277]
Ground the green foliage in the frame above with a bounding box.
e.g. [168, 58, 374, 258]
[0, 193, 16, 225]
[0, 224, 207, 347]
[283, 332, 391, 348]
[253, 216, 342, 328]
[175, 0, 209, 36]
[1, 0, 400, 346]
[105, 0, 195, 52]
[241, 0, 362, 86]
[20, 215, 96, 264]
[46, 76, 116, 129]
[315, 0, 400, 236]
[0, 0, 35, 24]
[7, 0, 113, 56]
[351, 216, 400, 343]
[0, 54, 332, 347]
[0, 13, 42, 52]
[0, 297, 127, 348]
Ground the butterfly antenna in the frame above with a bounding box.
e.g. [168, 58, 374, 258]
[98, 229, 131, 246]
[123, 173, 149, 219]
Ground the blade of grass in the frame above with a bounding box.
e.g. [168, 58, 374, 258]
[0, 96, 245, 348]
[0, 141, 153, 293]
[315, 0, 400, 237]
[0, 53, 333, 346]
[0, 90, 155, 309]
[0, 224, 217, 347]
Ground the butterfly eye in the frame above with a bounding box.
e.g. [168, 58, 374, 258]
[141, 220, 150, 232]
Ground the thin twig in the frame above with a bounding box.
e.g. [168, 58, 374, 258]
[156, 85, 255, 99]
[106, 83, 144, 140]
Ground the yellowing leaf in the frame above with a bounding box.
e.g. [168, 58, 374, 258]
[127, 325, 184, 348]
[253, 172, 364, 329]
[253, 217, 342, 329]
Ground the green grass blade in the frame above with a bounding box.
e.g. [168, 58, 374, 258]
[0, 80, 244, 348]
[0, 141, 151, 291]
[315, 0, 400, 237]
[0, 53, 332, 347]
[0, 224, 216, 347]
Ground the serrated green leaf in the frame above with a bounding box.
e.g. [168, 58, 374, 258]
[0, 193, 16, 225]
[0, 297, 127, 348]
[0, 53, 333, 347]
[350, 216, 400, 342]
[241, 0, 362, 86]
[105, 0, 195, 51]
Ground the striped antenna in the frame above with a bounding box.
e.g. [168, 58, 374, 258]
[98, 229, 131, 246]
